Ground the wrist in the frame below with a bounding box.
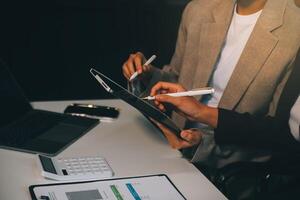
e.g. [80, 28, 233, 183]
[195, 104, 218, 128]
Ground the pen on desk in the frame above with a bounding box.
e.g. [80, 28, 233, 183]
[129, 55, 157, 81]
[142, 87, 215, 100]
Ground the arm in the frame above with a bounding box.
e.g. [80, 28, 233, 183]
[156, 2, 192, 82]
[124, 2, 191, 81]
[151, 82, 300, 152]
[122, 3, 192, 95]
[214, 109, 299, 152]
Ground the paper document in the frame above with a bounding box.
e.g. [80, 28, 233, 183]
[30, 175, 186, 200]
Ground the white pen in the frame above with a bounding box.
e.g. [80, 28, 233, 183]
[142, 87, 215, 100]
[129, 55, 157, 81]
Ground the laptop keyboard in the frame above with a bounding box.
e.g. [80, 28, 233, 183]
[0, 110, 66, 146]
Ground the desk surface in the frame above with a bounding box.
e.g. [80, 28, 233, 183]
[0, 99, 227, 200]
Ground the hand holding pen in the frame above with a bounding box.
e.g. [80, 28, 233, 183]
[148, 82, 215, 122]
[122, 52, 156, 81]
[129, 55, 156, 81]
[143, 87, 214, 100]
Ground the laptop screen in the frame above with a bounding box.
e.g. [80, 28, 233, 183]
[0, 60, 32, 127]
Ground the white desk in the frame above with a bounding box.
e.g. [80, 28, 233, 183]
[0, 99, 227, 200]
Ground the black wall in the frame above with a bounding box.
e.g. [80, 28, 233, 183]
[0, 0, 189, 100]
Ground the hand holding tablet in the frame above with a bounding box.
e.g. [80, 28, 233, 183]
[90, 68, 214, 144]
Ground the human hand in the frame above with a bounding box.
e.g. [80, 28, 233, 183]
[153, 120, 202, 149]
[150, 82, 203, 121]
[150, 81, 186, 96]
[122, 52, 152, 80]
[150, 82, 219, 127]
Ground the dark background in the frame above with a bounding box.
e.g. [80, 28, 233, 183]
[0, 0, 189, 101]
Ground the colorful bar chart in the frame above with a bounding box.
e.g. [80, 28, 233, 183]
[110, 185, 123, 200]
[126, 183, 141, 200]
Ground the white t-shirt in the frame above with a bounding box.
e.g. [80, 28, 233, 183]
[189, 6, 262, 129]
[203, 6, 262, 107]
[289, 95, 300, 140]
[193, 6, 300, 140]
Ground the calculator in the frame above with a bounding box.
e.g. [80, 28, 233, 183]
[38, 155, 114, 181]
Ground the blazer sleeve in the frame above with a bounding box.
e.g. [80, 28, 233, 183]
[214, 108, 300, 152]
[158, 2, 192, 81]
[140, 2, 192, 94]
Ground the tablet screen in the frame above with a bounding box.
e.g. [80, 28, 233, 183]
[90, 69, 182, 136]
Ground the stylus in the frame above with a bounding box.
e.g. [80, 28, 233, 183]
[142, 87, 215, 100]
[129, 55, 157, 81]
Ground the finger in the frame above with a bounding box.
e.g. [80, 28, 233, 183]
[133, 54, 143, 74]
[150, 82, 178, 97]
[158, 103, 166, 112]
[155, 94, 181, 107]
[154, 102, 166, 112]
[181, 131, 197, 144]
[127, 58, 136, 76]
[178, 140, 194, 149]
[122, 64, 131, 80]
[153, 100, 165, 110]
[180, 130, 201, 145]
[155, 121, 194, 149]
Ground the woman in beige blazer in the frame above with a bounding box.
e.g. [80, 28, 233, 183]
[122, 0, 300, 166]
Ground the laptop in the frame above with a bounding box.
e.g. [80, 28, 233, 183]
[0, 60, 99, 155]
[90, 68, 182, 137]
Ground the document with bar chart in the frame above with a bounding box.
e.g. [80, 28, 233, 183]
[29, 175, 186, 200]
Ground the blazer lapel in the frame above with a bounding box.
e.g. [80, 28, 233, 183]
[192, 0, 235, 93]
[219, 0, 287, 110]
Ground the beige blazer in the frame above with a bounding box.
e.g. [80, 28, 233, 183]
[148, 0, 300, 128]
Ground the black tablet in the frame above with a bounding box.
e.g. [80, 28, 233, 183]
[90, 68, 182, 137]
